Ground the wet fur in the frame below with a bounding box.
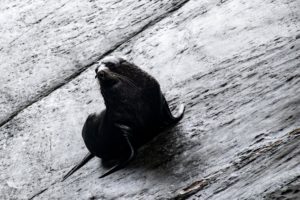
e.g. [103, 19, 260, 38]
[62, 57, 184, 181]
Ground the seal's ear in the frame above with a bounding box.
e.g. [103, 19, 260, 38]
[119, 56, 127, 63]
[103, 61, 117, 68]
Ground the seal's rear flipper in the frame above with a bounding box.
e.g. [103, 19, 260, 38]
[62, 152, 94, 182]
[99, 134, 135, 178]
[162, 96, 185, 125]
[173, 104, 185, 119]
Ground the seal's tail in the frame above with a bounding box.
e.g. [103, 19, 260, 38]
[62, 152, 94, 182]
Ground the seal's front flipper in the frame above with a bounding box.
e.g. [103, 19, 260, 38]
[99, 125, 135, 178]
[62, 152, 94, 181]
[162, 96, 185, 125]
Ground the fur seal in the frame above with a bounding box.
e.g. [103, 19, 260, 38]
[62, 56, 185, 181]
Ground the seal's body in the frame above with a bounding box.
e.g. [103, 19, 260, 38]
[63, 56, 185, 180]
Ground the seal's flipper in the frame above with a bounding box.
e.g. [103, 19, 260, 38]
[62, 152, 94, 182]
[172, 104, 185, 119]
[162, 96, 185, 125]
[99, 131, 135, 178]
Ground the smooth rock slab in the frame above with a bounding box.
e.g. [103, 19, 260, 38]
[0, 0, 299, 199]
[26, 38, 300, 199]
[0, 0, 189, 125]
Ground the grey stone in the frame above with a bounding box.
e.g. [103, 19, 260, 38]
[0, 0, 299, 199]
[0, 0, 189, 126]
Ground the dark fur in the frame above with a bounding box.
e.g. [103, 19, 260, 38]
[62, 57, 185, 181]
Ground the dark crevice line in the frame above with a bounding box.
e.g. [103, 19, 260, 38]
[171, 131, 300, 200]
[28, 188, 48, 200]
[0, 0, 191, 129]
[5, 1, 191, 198]
[28, 180, 61, 200]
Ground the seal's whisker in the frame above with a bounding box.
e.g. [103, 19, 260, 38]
[110, 71, 138, 89]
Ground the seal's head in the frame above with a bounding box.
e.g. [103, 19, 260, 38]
[95, 56, 140, 88]
[95, 55, 156, 85]
[95, 56, 147, 108]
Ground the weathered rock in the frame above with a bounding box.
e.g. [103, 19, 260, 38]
[0, 0, 299, 199]
[0, 0, 189, 126]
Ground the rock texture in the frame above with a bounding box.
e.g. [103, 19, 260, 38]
[0, 0, 299, 199]
[0, 0, 189, 126]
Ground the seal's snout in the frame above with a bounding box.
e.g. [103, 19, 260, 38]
[97, 70, 106, 79]
[95, 63, 110, 79]
[95, 68, 108, 80]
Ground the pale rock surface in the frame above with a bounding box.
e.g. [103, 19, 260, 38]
[0, 0, 299, 199]
[0, 0, 189, 125]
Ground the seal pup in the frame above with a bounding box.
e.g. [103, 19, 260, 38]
[62, 56, 185, 181]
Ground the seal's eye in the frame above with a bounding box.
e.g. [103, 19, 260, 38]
[104, 61, 117, 68]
